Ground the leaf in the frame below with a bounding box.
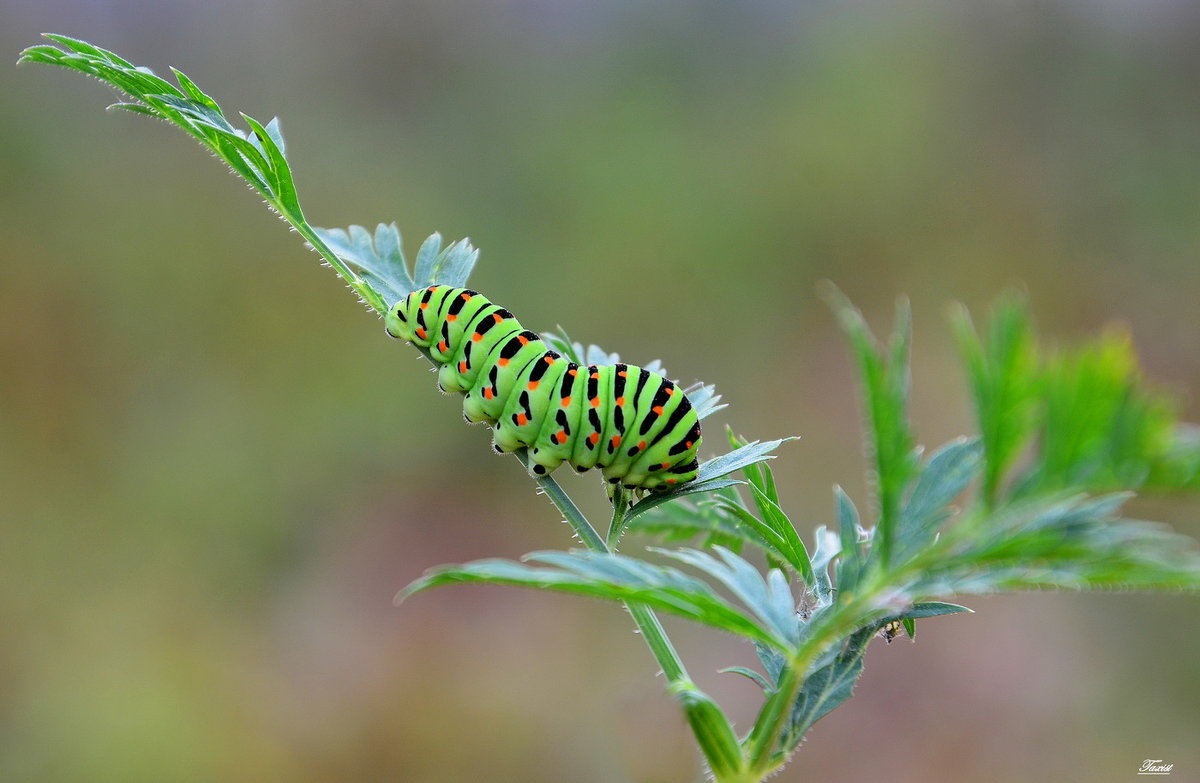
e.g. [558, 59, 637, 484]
[622, 478, 745, 526]
[725, 430, 811, 583]
[21, 34, 389, 312]
[1025, 328, 1179, 496]
[542, 329, 582, 364]
[918, 493, 1200, 594]
[428, 238, 480, 289]
[1150, 424, 1200, 490]
[782, 628, 872, 751]
[720, 666, 775, 694]
[822, 284, 919, 568]
[712, 497, 809, 581]
[624, 487, 755, 551]
[314, 223, 417, 307]
[807, 526, 841, 610]
[412, 233, 444, 289]
[694, 438, 792, 485]
[834, 486, 865, 594]
[894, 438, 983, 561]
[881, 601, 973, 624]
[950, 295, 1039, 506]
[657, 547, 800, 647]
[755, 642, 786, 687]
[683, 381, 727, 420]
[398, 550, 797, 651]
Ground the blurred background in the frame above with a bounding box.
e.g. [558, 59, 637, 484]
[2, 1, 1199, 781]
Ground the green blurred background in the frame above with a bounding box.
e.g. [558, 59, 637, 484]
[3, 2, 1199, 781]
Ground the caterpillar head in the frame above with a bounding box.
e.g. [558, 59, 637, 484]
[384, 298, 412, 341]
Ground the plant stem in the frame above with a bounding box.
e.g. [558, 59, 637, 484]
[526, 458, 689, 679]
[286, 210, 389, 314]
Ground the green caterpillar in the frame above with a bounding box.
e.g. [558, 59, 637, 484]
[385, 286, 702, 491]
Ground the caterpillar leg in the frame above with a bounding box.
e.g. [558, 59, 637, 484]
[525, 446, 564, 478]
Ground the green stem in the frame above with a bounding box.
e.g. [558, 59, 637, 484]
[284, 209, 389, 314]
[745, 653, 804, 772]
[524, 460, 712, 756]
[527, 460, 688, 679]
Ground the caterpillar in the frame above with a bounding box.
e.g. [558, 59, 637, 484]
[385, 286, 701, 492]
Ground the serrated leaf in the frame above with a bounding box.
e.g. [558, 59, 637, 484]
[399, 550, 796, 651]
[23, 34, 388, 312]
[657, 547, 799, 647]
[627, 487, 767, 552]
[428, 238, 480, 288]
[412, 233, 444, 289]
[822, 284, 918, 568]
[684, 381, 727, 420]
[315, 223, 415, 306]
[918, 493, 1200, 594]
[782, 628, 872, 750]
[950, 296, 1039, 506]
[243, 113, 298, 213]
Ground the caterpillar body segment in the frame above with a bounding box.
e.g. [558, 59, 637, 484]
[386, 285, 701, 491]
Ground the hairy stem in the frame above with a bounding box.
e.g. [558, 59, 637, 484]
[524, 456, 689, 680]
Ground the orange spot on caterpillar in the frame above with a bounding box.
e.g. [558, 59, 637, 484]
[437, 340, 448, 352]
[446, 314, 457, 322]
[527, 381, 539, 391]
[483, 388, 494, 399]
[561, 396, 572, 407]
[461, 293, 472, 300]
[664, 387, 675, 396]
[428, 286, 437, 292]
[590, 398, 600, 408]
[458, 361, 468, 373]
[498, 358, 509, 367]
[492, 313, 503, 324]
[588, 432, 600, 445]
[685, 441, 693, 449]
[544, 356, 555, 364]
[518, 335, 529, 346]
[516, 413, 529, 427]
[661, 462, 670, 470]
[615, 396, 625, 406]
[554, 430, 568, 444]
[610, 435, 622, 449]
[415, 327, 427, 339]
[638, 440, 647, 451]
[420, 302, 428, 310]
[472, 333, 483, 342]
[665, 478, 678, 485]
[652, 406, 664, 415]
[568, 368, 578, 377]
[618, 370, 628, 377]
[590, 372, 599, 379]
